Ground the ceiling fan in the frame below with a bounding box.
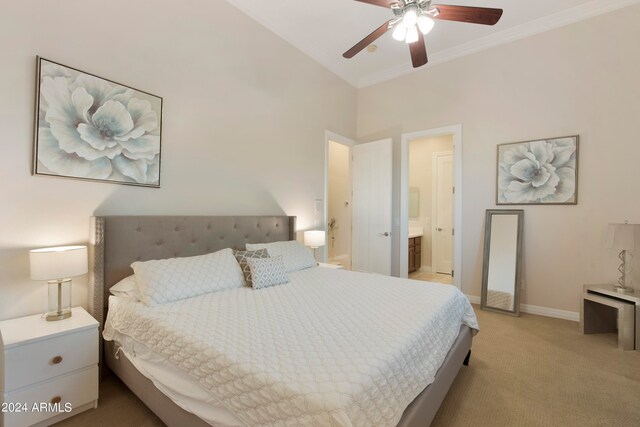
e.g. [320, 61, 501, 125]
[343, 0, 503, 68]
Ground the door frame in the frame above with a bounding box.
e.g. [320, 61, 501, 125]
[432, 150, 453, 275]
[324, 131, 355, 263]
[400, 125, 463, 289]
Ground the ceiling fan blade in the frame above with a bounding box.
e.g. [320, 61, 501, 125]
[409, 32, 428, 68]
[343, 20, 393, 59]
[432, 5, 503, 25]
[353, 0, 395, 8]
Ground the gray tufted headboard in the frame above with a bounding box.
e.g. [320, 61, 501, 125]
[88, 215, 296, 342]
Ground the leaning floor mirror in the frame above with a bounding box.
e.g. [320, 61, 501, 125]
[481, 209, 524, 316]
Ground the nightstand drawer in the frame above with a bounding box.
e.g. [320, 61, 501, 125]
[4, 328, 98, 391]
[3, 365, 98, 427]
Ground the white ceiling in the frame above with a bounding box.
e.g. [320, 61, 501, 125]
[225, 0, 638, 87]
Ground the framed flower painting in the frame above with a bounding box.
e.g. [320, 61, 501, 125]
[497, 136, 578, 205]
[33, 57, 163, 187]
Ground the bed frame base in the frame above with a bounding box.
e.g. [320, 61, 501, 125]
[397, 325, 472, 427]
[105, 341, 211, 427]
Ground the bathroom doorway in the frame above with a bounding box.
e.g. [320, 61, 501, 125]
[400, 125, 463, 289]
[324, 132, 354, 269]
[408, 137, 453, 283]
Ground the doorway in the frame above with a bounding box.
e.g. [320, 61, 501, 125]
[324, 132, 393, 275]
[327, 140, 352, 269]
[400, 125, 463, 289]
[324, 132, 355, 269]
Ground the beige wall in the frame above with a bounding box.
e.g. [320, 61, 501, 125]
[409, 135, 453, 270]
[0, 0, 356, 320]
[327, 141, 351, 266]
[2, 1, 638, 320]
[357, 5, 640, 313]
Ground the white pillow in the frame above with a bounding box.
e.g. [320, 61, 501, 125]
[246, 255, 289, 289]
[246, 240, 316, 273]
[131, 248, 245, 306]
[109, 275, 140, 301]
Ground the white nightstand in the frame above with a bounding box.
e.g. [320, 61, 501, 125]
[0, 307, 99, 427]
[318, 262, 344, 270]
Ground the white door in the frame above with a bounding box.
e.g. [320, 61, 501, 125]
[351, 139, 392, 275]
[434, 152, 453, 274]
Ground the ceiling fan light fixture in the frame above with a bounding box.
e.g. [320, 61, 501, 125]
[405, 25, 419, 44]
[402, 5, 419, 27]
[417, 15, 434, 34]
[392, 21, 407, 41]
[343, 1, 504, 69]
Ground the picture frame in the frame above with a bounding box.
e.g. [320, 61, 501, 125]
[496, 135, 579, 205]
[33, 56, 163, 188]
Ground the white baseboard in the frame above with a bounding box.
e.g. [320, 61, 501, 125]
[465, 295, 579, 322]
[520, 304, 580, 322]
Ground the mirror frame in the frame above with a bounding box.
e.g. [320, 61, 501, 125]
[481, 209, 524, 316]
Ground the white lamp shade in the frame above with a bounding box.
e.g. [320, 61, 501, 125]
[417, 15, 435, 35]
[30, 246, 88, 280]
[392, 22, 407, 41]
[606, 223, 640, 251]
[404, 25, 419, 44]
[304, 231, 326, 248]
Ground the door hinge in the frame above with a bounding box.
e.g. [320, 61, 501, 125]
[452, 270, 455, 278]
[452, 186, 455, 194]
[452, 229, 455, 236]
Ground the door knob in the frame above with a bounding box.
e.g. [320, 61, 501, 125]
[437, 228, 443, 231]
[379, 232, 390, 237]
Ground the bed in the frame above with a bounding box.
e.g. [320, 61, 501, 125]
[88, 215, 477, 427]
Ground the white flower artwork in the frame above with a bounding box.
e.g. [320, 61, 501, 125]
[497, 136, 578, 205]
[33, 57, 163, 187]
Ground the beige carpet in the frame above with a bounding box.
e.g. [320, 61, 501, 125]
[56, 306, 640, 427]
[431, 307, 640, 427]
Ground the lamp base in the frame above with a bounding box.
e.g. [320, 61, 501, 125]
[45, 278, 73, 322]
[614, 250, 635, 295]
[46, 310, 72, 321]
[614, 285, 635, 294]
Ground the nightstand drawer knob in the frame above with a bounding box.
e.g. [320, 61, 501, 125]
[52, 356, 63, 364]
[51, 396, 62, 405]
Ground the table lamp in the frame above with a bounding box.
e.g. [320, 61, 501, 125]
[304, 230, 326, 260]
[30, 245, 88, 321]
[606, 223, 640, 294]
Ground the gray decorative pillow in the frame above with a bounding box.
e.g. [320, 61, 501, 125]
[246, 255, 289, 290]
[233, 248, 270, 286]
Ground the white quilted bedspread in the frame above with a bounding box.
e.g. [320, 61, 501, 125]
[104, 267, 478, 427]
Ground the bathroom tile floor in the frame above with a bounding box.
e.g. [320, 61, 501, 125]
[409, 271, 453, 285]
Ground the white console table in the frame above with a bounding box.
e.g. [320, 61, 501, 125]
[581, 284, 639, 351]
